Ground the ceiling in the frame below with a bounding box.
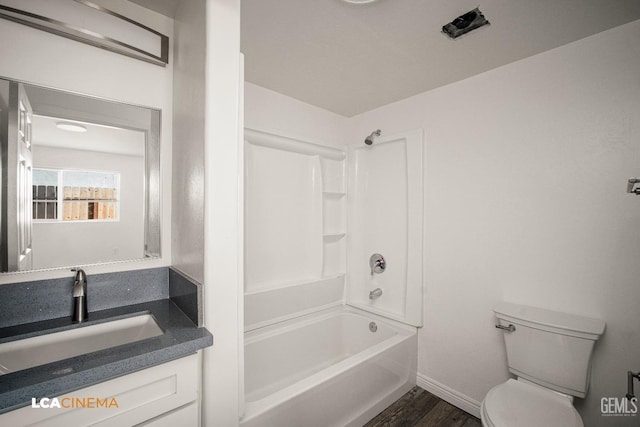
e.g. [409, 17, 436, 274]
[242, 0, 640, 117]
[131, 0, 640, 117]
[32, 115, 145, 157]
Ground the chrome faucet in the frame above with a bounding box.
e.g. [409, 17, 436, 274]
[71, 268, 88, 323]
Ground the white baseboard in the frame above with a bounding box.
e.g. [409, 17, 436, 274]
[416, 373, 482, 419]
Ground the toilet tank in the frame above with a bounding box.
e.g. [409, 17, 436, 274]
[494, 302, 605, 398]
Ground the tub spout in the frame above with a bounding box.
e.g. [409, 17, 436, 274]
[369, 288, 383, 300]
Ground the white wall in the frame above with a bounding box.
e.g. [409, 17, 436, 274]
[32, 146, 145, 269]
[245, 82, 349, 147]
[203, 0, 242, 425]
[348, 20, 640, 426]
[172, 0, 206, 284]
[0, 0, 173, 283]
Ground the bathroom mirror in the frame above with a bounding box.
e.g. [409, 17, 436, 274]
[0, 77, 161, 273]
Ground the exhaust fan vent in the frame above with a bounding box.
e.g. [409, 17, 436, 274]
[442, 7, 490, 40]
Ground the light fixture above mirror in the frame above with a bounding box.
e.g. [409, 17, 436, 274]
[0, 0, 169, 66]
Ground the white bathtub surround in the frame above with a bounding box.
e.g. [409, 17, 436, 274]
[346, 129, 424, 326]
[244, 127, 424, 329]
[244, 129, 348, 330]
[244, 92, 424, 424]
[241, 306, 417, 427]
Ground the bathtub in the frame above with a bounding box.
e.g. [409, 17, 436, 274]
[241, 306, 417, 427]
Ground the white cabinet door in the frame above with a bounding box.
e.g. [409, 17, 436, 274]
[1, 353, 200, 427]
[135, 402, 198, 427]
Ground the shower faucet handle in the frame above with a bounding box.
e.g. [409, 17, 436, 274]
[369, 254, 386, 276]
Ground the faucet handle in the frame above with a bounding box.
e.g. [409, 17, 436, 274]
[369, 254, 386, 276]
[71, 268, 87, 296]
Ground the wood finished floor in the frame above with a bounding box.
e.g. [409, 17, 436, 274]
[364, 386, 481, 427]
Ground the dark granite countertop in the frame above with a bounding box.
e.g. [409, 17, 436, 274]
[0, 299, 212, 414]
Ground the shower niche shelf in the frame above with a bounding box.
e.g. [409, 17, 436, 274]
[322, 191, 346, 197]
[323, 233, 345, 240]
[321, 156, 346, 278]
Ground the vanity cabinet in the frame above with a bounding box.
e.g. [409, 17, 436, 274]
[0, 353, 201, 427]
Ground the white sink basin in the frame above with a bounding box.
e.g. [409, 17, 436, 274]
[0, 314, 163, 375]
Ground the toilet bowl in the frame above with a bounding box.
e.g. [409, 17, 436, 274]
[482, 302, 605, 427]
[480, 379, 582, 427]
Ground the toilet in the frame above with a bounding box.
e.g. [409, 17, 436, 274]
[481, 302, 605, 427]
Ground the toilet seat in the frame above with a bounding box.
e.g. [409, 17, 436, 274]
[481, 379, 583, 427]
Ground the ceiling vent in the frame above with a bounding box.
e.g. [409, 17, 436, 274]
[442, 7, 490, 40]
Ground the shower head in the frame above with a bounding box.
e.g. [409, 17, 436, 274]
[365, 129, 381, 145]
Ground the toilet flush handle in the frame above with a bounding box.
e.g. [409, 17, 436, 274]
[495, 324, 516, 332]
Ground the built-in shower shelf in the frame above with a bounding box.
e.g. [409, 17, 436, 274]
[323, 233, 345, 240]
[322, 191, 346, 198]
[246, 277, 324, 295]
[321, 273, 345, 281]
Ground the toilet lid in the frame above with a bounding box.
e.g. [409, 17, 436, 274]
[482, 379, 583, 427]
